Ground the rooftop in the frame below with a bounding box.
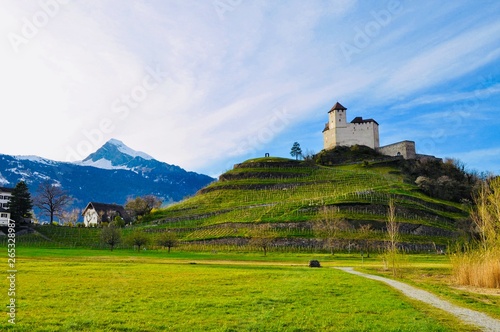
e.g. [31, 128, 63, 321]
[329, 101, 347, 112]
[351, 116, 379, 125]
[0, 187, 13, 193]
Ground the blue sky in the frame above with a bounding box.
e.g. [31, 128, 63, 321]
[1, 0, 499, 177]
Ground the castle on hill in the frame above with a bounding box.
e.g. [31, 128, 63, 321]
[322, 102, 425, 159]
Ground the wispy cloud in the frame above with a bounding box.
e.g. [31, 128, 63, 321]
[381, 20, 500, 95]
[393, 84, 500, 110]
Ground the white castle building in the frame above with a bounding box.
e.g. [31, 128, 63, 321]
[323, 102, 419, 159]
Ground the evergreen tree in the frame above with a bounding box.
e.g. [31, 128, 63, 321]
[8, 181, 33, 222]
[290, 142, 302, 160]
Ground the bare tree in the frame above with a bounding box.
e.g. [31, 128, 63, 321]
[471, 177, 500, 251]
[125, 195, 163, 220]
[127, 230, 149, 251]
[358, 224, 373, 258]
[156, 231, 178, 253]
[313, 206, 348, 255]
[248, 224, 278, 256]
[385, 197, 400, 276]
[60, 209, 81, 227]
[33, 181, 73, 223]
[100, 225, 122, 251]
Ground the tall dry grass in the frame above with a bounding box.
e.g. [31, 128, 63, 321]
[452, 177, 500, 288]
[452, 248, 500, 288]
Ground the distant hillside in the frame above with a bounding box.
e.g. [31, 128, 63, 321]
[142, 151, 471, 252]
[0, 139, 214, 216]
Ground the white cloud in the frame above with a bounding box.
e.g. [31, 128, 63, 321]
[0, 1, 499, 176]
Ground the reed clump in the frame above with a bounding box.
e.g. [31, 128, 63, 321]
[452, 177, 500, 288]
[452, 247, 500, 288]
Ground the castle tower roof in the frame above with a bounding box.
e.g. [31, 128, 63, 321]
[328, 102, 347, 113]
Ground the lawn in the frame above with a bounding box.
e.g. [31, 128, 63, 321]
[0, 248, 479, 331]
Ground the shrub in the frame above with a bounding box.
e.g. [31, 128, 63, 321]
[309, 260, 321, 268]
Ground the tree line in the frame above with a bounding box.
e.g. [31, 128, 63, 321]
[6, 180, 71, 224]
[5, 180, 162, 225]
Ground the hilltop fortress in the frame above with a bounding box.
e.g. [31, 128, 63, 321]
[323, 102, 430, 159]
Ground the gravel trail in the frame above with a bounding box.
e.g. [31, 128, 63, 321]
[336, 267, 500, 332]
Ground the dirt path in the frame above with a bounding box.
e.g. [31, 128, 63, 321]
[336, 267, 500, 332]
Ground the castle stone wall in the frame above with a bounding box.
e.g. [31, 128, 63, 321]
[323, 127, 336, 150]
[324, 120, 379, 149]
[335, 122, 379, 149]
[377, 140, 416, 159]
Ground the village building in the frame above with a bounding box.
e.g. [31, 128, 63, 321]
[0, 207, 10, 226]
[0, 187, 12, 225]
[81, 202, 131, 227]
[0, 186, 12, 210]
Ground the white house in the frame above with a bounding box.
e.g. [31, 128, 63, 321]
[0, 187, 12, 225]
[0, 186, 12, 210]
[81, 202, 130, 227]
[0, 207, 11, 226]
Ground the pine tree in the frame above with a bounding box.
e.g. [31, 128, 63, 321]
[8, 181, 33, 223]
[290, 142, 302, 160]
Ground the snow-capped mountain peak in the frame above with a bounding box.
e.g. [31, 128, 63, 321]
[0, 141, 214, 209]
[80, 139, 155, 169]
[107, 138, 153, 161]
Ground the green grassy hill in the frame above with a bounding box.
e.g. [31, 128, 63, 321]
[141, 154, 468, 252]
[10, 149, 471, 252]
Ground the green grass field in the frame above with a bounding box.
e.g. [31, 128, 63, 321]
[1, 248, 490, 331]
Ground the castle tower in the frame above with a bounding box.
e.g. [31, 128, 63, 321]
[323, 102, 347, 149]
[328, 101, 347, 129]
[322, 102, 380, 150]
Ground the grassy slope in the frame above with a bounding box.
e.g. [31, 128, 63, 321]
[141, 157, 467, 247]
[10, 156, 468, 249]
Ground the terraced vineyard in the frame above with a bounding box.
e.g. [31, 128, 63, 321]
[9, 156, 469, 252]
[143, 157, 468, 251]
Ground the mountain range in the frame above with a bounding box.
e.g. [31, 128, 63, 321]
[0, 139, 214, 214]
